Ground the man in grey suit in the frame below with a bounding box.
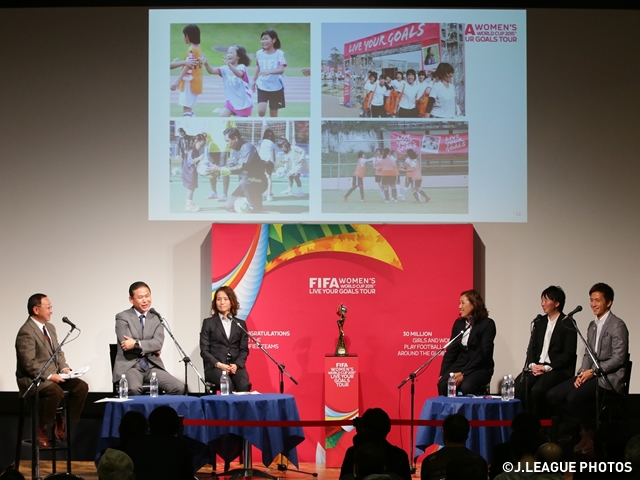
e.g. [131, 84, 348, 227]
[16, 293, 89, 447]
[547, 282, 629, 455]
[113, 281, 184, 395]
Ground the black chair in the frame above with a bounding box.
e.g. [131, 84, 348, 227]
[600, 353, 632, 423]
[15, 391, 72, 476]
[109, 343, 120, 395]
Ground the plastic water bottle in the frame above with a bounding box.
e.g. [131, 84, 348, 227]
[508, 374, 515, 400]
[501, 375, 509, 401]
[150, 372, 159, 397]
[447, 372, 456, 398]
[119, 374, 128, 399]
[220, 371, 230, 396]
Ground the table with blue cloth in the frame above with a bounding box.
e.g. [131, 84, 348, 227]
[200, 393, 305, 468]
[96, 395, 210, 471]
[415, 396, 522, 462]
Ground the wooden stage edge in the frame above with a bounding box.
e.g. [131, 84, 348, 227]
[17, 460, 576, 480]
[18, 461, 346, 480]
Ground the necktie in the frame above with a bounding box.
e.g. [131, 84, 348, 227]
[139, 315, 149, 371]
[43, 325, 53, 349]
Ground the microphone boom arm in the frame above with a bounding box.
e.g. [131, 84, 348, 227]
[232, 317, 298, 393]
[570, 316, 614, 390]
[398, 325, 468, 389]
[153, 310, 208, 392]
[397, 322, 469, 473]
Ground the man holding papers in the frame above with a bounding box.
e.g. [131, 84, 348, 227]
[15, 293, 89, 448]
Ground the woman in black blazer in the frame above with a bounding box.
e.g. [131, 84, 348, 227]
[437, 289, 496, 396]
[200, 286, 251, 392]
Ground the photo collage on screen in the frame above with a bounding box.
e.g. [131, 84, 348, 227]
[168, 22, 311, 216]
[321, 22, 468, 215]
[153, 10, 526, 222]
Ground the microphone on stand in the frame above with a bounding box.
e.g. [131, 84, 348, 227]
[564, 305, 583, 318]
[62, 317, 77, 331]
[149, 308, 164, 322]
[563, 306, 583, 331]
[230, 314, 247, 332]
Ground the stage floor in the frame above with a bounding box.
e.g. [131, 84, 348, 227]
[18, 461, 343, 480]
[17, 460, 576, 479]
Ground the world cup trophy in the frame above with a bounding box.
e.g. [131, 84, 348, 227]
[334, 304, 348, 356]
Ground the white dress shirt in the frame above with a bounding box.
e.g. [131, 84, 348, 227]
[593, 310, 611, 353]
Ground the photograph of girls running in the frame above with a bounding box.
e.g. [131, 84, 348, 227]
[170, 23, 310, 118]
[251, 29, 287, 117]
[321, 120, 469, 214]
[203, 44, 253, 117]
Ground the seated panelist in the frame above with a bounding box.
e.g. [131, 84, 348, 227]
[16, 293, 89, 448]
[113, 281, 185, 395]
[200, 286, 251, 392]
[514, 285, 577, 417]
[437, 289, 496, 396]
[546, 282, 628, 455]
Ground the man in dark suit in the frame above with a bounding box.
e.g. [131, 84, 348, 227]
[126, 406, 194, 480]
[547, 282, 629, 455]
[515, 286, 577, 417]
[339, 407, 411, 480]
[421, 414, 487, 480]
[222, 127, 267, 213]
[16, 293, 89, 448]
[199, 286, 250, 392]
[113, 282, 184, 395]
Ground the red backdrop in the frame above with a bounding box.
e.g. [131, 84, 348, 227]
[211, 224, 475, 463]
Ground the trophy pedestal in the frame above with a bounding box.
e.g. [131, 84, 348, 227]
[324, 355, 359, 467]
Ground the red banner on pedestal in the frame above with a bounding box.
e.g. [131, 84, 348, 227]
[325, 355, 359, 467]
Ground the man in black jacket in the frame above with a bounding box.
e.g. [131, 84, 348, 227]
[421, 414, 487, 480]
[339, 408, 411, 480]
[222, 127, 267, 213]
[515, 285, 577, 417]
